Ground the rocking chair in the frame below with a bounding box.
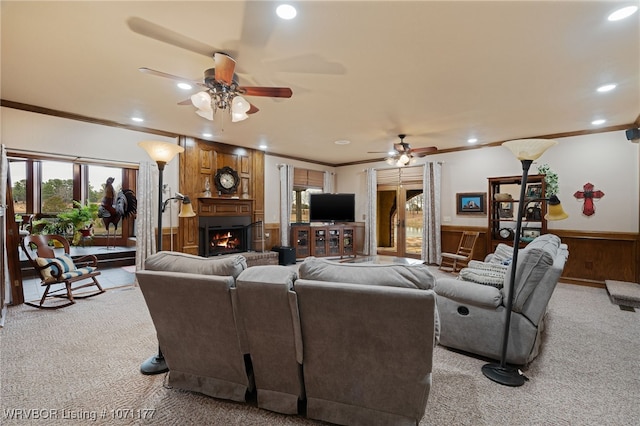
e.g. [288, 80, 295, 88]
[439, 231, 480, 273]
[21, 234, 105, 309]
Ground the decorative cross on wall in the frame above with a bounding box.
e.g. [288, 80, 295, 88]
[574, 182, 604, 216]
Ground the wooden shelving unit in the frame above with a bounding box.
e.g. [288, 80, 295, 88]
[291, 223, 359, 259]
[487, 174, 547, 252]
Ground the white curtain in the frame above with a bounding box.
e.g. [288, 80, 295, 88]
[0, 144, 9, 315]
[323, 171, 334, 193]
[279, 164, 293, 246]
[422, 162, 442, 264]
[135, 160, 156, 274]
[364, 168, 377, 256]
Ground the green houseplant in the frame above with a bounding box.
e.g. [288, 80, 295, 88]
[536, 163, 558, 196]
[56, 201, 99, 245]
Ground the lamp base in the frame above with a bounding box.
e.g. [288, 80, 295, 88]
[482, 363, 526, 387]
[140, 353, 169, 375]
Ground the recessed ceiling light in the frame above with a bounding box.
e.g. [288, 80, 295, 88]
[259, 144, 268, 150]
[131, 117, 144, 122]
[467, 138, 478, 144]
[334, 140, 350, 145]
[177, 82, 192, 90]
[597, 84, 617, 93]
[608, 5, 638, 21]
[276, 4, 297, 20]
[202, 133, 212, 138]
[591, 119, 606, 125]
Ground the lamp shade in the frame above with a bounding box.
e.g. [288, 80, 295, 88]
[138, 141, 184, 164]
[191, 91, 212, 110]
[502, 139, 558, 161]
[544, 195, 569, 220]
[178, 198, 196, 218]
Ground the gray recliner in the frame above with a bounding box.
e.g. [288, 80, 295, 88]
[137, 252, 252, 402]
[434, 234, 568, 365]
[235, 265, 305, 415]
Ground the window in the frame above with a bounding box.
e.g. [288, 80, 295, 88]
[291, 168, 325, 223]
[40, 161, 74, 214]
[9, 160, 27, 214]
[7, 153, 137, 245]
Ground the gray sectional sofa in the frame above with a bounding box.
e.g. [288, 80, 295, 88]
[136, 233, 566, 424]
[136, 253, 438, 426]
[434, 233, 569, 365]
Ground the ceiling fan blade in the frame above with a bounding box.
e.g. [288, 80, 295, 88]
[214, 53, 236, 85]
[248, 103, 260, 114]
[240, 86, 293, 98]
[139, 67, 202, 86]
[177, 98, 193, 105]
[411, 146, 438, 157]
[128, 17, 238, 59]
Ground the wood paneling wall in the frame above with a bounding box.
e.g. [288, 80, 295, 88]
[442, 225, 640, 288]
[177, 136, 265, 255]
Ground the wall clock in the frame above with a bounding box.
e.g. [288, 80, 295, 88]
[214, 166, 240, 194]
[498, 228, 514, 240]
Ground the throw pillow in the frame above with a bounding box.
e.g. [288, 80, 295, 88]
[36, 254, 77, 282]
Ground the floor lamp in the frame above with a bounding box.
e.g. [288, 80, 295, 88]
[482, 138, 568, 387]
[138, 140, 185, 376]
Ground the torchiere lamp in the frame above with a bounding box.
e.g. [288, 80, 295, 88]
[482, 138, 568, 387]
[138, 140, 186, 375]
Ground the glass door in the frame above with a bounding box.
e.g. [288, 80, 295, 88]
[376, 184, 423, 259]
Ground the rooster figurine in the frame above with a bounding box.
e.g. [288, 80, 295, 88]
[98, 177, 137, 247]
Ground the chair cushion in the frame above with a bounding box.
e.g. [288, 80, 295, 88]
[35, 254, 96, 283]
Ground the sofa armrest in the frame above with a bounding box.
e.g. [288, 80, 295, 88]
[434, 278, 502, 308]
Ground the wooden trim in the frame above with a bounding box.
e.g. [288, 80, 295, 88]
[443, 226, 640, 288]
[1, 100, 178, 138]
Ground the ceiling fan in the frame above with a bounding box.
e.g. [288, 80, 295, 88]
[139, 52, 292, 123]
[369, 134, 437, 166]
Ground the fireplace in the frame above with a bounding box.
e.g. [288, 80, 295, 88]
[203, 225, 249, 256]
[197, 197, 265, 257]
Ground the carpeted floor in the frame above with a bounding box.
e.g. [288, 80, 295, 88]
[1, 272, 638, 425]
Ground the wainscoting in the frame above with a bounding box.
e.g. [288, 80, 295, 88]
[441, 226, 640, 288]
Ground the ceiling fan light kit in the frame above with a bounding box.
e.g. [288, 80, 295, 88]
[141, 52, 292, 126]
[378, 134, 436, 167]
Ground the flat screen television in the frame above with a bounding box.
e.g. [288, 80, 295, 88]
[309, 193, 356, 223]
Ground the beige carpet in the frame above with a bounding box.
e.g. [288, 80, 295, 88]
[1, 277, 639, 425]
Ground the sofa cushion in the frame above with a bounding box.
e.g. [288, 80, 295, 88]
[504, 241, 557, 312]
[144, 251, 247, 278]
[298, 257, 435, 290]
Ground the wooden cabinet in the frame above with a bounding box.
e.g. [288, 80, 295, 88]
[488, 174, 547, 252]
[291, 223, 360, 259]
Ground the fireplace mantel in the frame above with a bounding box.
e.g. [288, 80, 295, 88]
[198, 197, 253, 217]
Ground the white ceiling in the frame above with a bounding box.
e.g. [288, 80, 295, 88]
[2, 1, 638, 166]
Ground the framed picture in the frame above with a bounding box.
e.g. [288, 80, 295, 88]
[456, 192, 486, 215]
[526, 183, 543, 199]
[499, 202, 514, 218]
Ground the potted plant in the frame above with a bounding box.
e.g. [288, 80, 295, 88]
[56, 201, 99, 245]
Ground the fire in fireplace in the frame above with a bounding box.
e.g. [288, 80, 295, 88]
[203, 226, 248, 256]
[210, 228, 243, 252]
[198, 214, 264, 257]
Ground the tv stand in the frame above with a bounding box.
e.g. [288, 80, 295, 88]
[291, 223, 364, 259]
